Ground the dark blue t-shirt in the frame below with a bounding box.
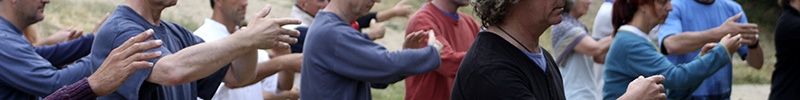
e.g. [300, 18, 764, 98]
[0, 16, 94, 100]
[90, 5, 227, 100]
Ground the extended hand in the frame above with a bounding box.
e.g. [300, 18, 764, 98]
[391, 0, 414, 17]
[367, 19, 385, 40]
[427, 30, 443, 54]
[715, 13, 758, 38]
[403, 30, 429, 49]
[719, 34, 742, 54]
[235, 4, 302, 49]
[88, 29, 163, 96]
[619, 75, 666, 100]
[40, 28, 83, 45]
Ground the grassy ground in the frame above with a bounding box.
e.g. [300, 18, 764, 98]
[36, 0, 776, 100]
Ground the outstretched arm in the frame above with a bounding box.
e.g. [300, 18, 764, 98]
[146, 6, 301, 86]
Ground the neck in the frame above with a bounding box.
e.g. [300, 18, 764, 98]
[211, 12, 237, 33]
[628, 14, 657, 34]
[0, 10, 28, 32]
[486, 23, 543, 53]
[792, 0, 800, 12]
[323, 2, 357, 23]
[431, 0, 458, 14]
[125, 0, 165, 26]
[568, 11, 583, 19]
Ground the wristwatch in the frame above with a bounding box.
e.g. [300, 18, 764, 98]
[748, 39, 759, 49]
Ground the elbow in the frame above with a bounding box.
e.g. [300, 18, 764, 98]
[664, 44, 685, 55]
[224, 82, 249, 88]
[162, 75, 188, 86]
[154, 62, 192, 86]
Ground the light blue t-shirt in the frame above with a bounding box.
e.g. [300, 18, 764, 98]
[521, 47, 547, 72]
[656, 0, 749, 97]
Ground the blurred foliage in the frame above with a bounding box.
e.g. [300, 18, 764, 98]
[735, 0, 783, 33]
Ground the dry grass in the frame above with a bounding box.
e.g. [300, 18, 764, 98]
[36, 0, 776, 100]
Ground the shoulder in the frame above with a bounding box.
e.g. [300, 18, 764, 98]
[463, 32, 524, 70]
[95, 16, 147, 42]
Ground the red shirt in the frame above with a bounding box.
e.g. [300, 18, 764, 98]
[404, 2, 480, 100]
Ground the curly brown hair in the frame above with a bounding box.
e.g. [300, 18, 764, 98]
[473, 0, 520, 27]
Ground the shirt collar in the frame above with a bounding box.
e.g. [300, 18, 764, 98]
[203, 19, 230, 34]
[432, 4, 460, 19]
[0, 16, 22, 34]
[619, 25, 653, 42]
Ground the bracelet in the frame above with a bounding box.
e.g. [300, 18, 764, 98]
[748, 39, 759, 49]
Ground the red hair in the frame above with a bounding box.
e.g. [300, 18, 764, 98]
[611, 0, 657, 36]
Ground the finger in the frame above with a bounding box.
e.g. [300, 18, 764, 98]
[408, 31, 424, 41]
[280, 29, 301, 37]
[656, 93, 667, 100]
[121, 40, 163, 59]
[271, 18, 303, 26]
[126, 61, 155, 71]
[277, 36, 299, 44]
[112, 29, 155, 54]
[721, 34, 732, 40]
[255, 4, 272, 18]
[655, 84, 665, 92]
[428, 30, 436, 44]
[272, 42, 291, 50]
[739, 40, 753, 45]
[72, 31, 84, 38]
[370, 19, 377, 25]
[739, 23, 758, 30]
[727, 12, 743, 22]
[731, 34, 742, 41]
[126, 51, 162, 62]
[646, 75, 666, 83]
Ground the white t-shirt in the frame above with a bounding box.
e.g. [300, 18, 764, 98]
[194, 19, 281, 100]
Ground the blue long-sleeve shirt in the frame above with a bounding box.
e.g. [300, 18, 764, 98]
[35, 34, 94, 66]
[300, 11, 441, 100]
[0, 16, 94, 100]
[603, 25, 732, 100]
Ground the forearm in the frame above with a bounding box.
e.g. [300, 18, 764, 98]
[44, 78, 97, 100]
[376, 10, 399, 22]
[593, 53, 607, 63]
[663, 30, 723, 54]
[237, 54, 302, 87]
[263, 90, 299, 100]
[436, 51, 467, 78]
[148, 37, 256, 86]
[277, 70, 295, 91]
[746, 47, 764, 69]
[223, 50, 259, 87]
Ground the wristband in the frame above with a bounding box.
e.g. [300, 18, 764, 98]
[748, 39, 759, 49]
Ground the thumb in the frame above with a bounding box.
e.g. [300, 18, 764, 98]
[255, 4, 272, 19]
[726, 12, 743, 22]
[427, 30, 436, 44]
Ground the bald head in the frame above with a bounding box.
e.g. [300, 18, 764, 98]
[296, 0, 329, 16]
[0, 0, 50, 30]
